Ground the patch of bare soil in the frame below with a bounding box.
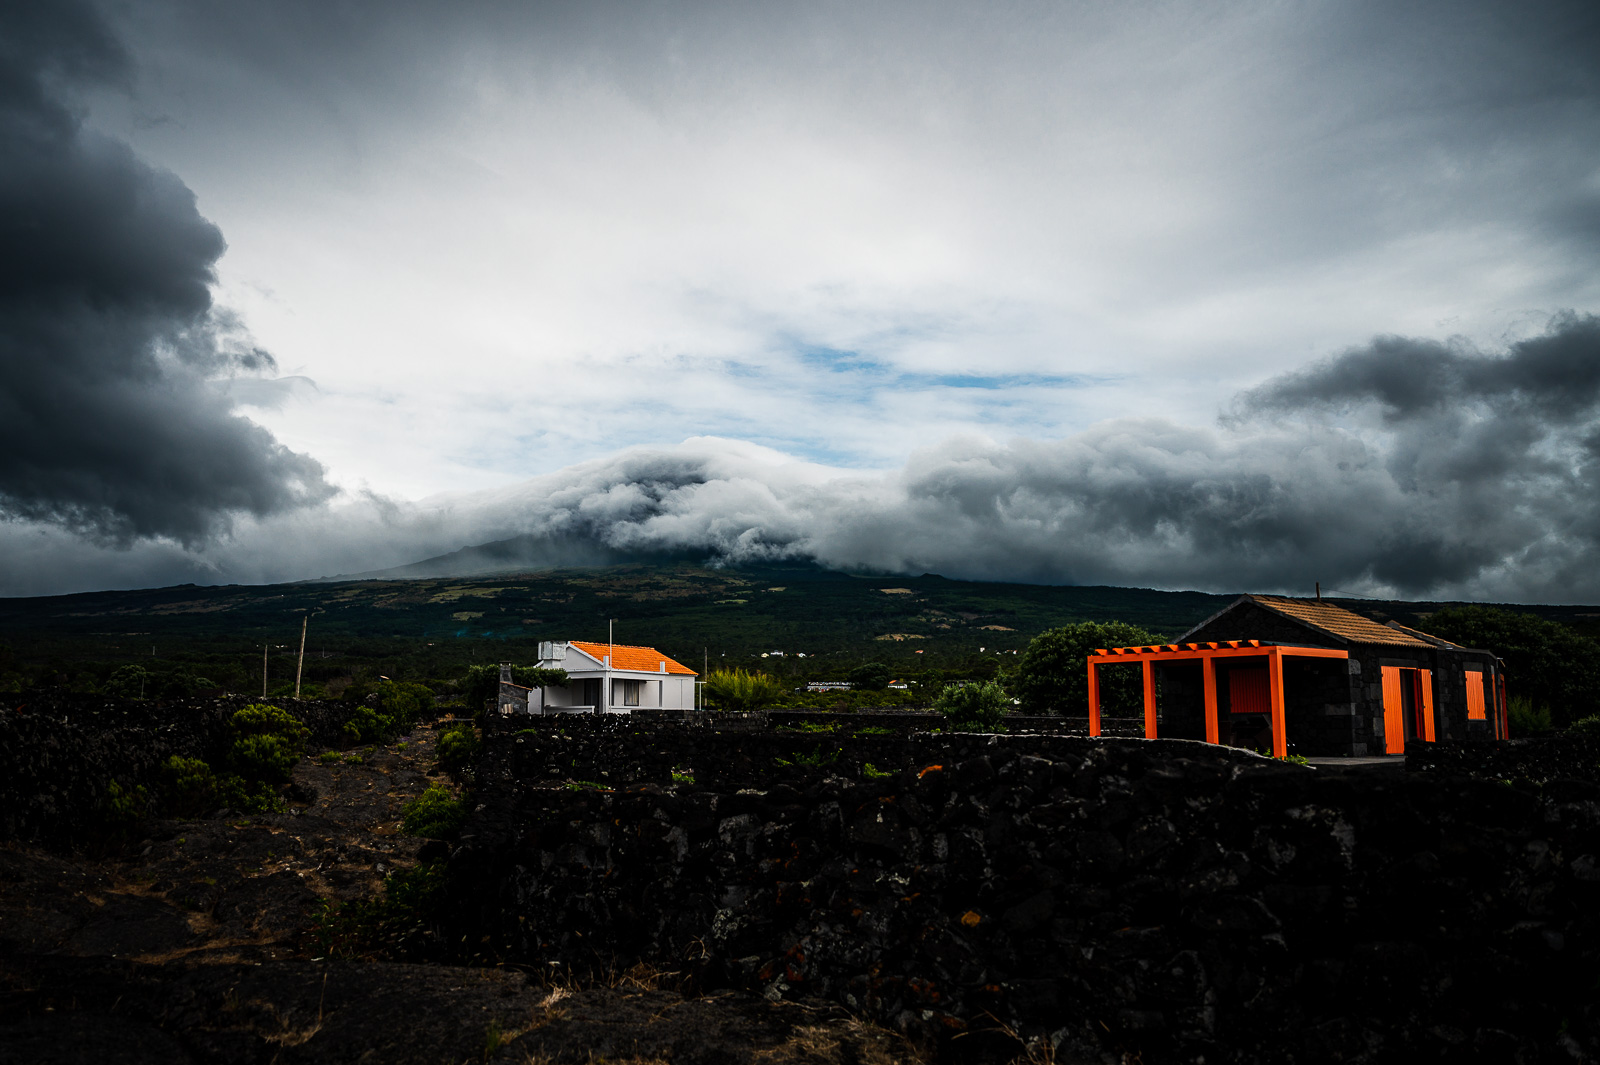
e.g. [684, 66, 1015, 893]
[0, 725, 442, 964]
[0, 724, 922, 1064]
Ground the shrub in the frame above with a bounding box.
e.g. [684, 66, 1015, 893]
[936, 680, 1011, 731]
[846, 661, 893, 691]
[703, 669, 785, 712]
[1013, 621, 1163, 716]
[461, 664, 570, 722]
[1509, 695, 1554, 735]
[1425, 605, 1600, 729]
[216, 703, 310, 812]
[434, 723, 481, 774]
[1570, 714, 1600, 735]
[229, 734, 300, 785]
[340, 680, 437, 744]
[401, 783, 467, 839]
[216, 775, 285, 815]
[309, 860, 447, 960]
[102, 780, 151, 833]
[103, 664, 152, 699]
[159, 755, 219, 818]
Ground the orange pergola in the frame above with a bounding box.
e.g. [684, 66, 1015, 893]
[1086, 641, 1350, 758]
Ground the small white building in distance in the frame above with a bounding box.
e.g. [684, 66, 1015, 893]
[499, 640, 699, 715]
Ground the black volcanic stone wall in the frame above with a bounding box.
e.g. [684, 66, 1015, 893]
[1408, 734, 1600, 784]
[447, 727, 1600, 1063]
[0, 693, 362, 843]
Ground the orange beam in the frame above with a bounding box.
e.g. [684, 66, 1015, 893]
[1088, 645, 1347, 666]
[1142, 659, 1157, 739]
[1268, 646, 1287, 758]
[1086, 659, 1101, 737]
[1202, 654, 1219, 744]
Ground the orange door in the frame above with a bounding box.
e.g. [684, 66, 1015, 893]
[1465, 670, 1486, 722]
[1381, 666, 1405, 754]
[1416, 669, 1436, 742]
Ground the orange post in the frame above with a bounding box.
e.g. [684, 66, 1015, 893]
[1268, 647, 1287, 758]
[1086, 660, 1101, 737]
[1202, 654, 1219, 745]
[1142, 659, 1157, 739]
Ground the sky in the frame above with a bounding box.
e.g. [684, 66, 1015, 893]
[3, 0, 1600, 601]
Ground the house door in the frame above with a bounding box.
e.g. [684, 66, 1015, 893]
[579, 678, 602, 708]
[1381, 666, 1435, 753]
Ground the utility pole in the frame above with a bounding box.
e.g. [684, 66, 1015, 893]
[294, 614, 308, 700]
[602, 618, 614, 716]
[702, 648, 707, 711]
[262, 643, 268, 697]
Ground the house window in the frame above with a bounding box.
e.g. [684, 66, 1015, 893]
[616, 679, 644, 707]
[1228, 668, 1270, 714]
[579, 678, 602, 707]
[1464, 670, 1487, 720]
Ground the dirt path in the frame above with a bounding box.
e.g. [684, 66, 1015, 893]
[0, 723, 446, 963]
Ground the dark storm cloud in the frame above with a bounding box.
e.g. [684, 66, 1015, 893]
[0, 2, 333, 545]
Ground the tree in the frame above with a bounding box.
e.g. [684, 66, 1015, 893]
[460, 664, 569, 719]
[935, 680, 1010, 731]
[1013, 621, 1162, 717]
[1423, 605, 1600, 728]
[703, 669, 785, 712]
[847, 661, 893, 690]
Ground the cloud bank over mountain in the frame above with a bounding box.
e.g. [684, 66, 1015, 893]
[4, 313, 1599, 603]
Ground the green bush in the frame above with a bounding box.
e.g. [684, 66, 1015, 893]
[309, 860, 447, 960]
[1509, 695, 1554, 735]
[1425, 605, 1600, 729]
[340, 680, 439, 744]
[214, 703, 309, 812]
[159, 755, 218, 818]
[846, 661, 893, 691]
[401, 783, 468, 839]
[228, 733, 300, 785]
[102, 780, 151, 833]
[434, 723, 481, 774]
[703, 669, 785, 712]
[935, 680, 1011, 731]
[217, 775, 285, 814]
[103, 665, 152, 699]
[461, 664, 569, 722]
[1012, 621, 1162, 716]
[1570, 714, 1600, 735]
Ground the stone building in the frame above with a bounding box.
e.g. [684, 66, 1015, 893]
[1086, 595, 1507, 757]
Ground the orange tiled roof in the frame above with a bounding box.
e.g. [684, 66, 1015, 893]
[1248, 596, 1437, 648]
[569, 641, 697, 675]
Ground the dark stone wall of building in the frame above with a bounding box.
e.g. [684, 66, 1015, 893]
[445, 724, 1600, 1062]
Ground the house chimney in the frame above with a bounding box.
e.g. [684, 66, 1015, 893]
[1316, 582, 1321, 600]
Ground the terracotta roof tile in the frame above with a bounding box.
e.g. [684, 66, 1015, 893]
[569, 641, 697, 675]
[1248, 596, 1438, 648]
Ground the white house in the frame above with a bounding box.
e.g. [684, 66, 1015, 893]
[499, 640, 699, 715]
